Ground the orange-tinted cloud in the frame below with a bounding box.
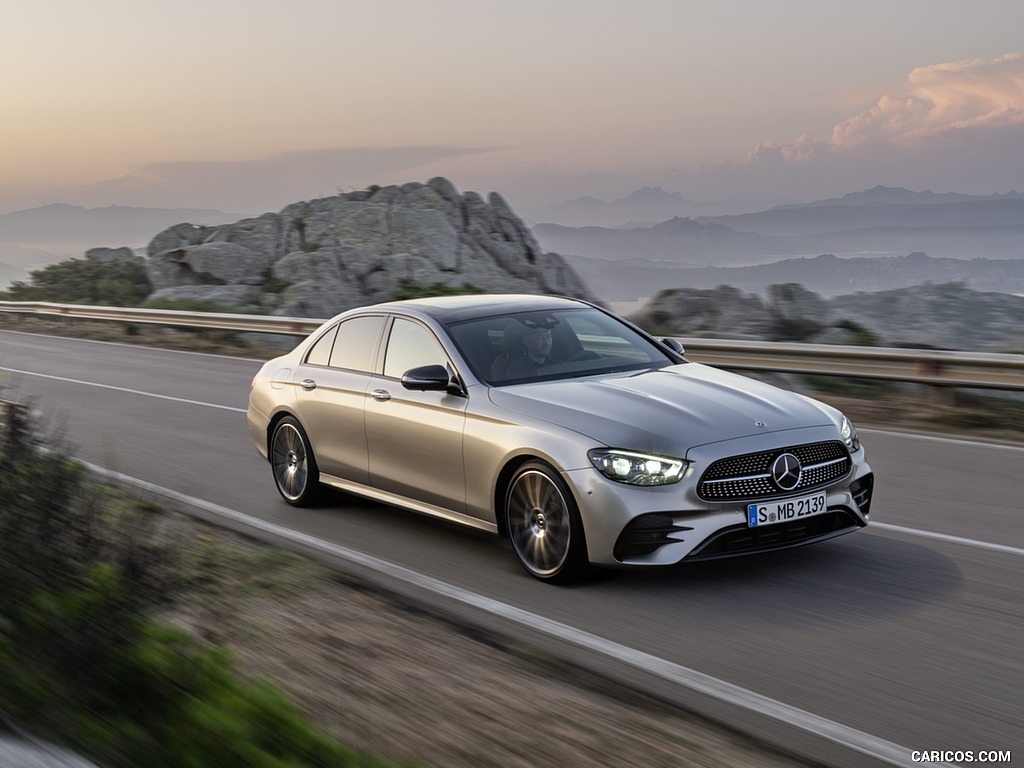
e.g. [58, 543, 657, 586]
[745, 53, 1024, 164]
[832, 52, 1024, 147]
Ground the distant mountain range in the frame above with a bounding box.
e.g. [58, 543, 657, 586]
[535, 185, 1024, 299]
[0, 248, 35, 287]
[0, 203, 244, 252]
[539, 214, 1024, 264]
[535, 186, 1024, 262]
[518, 186, 753, 226]
[526, 184, 1024, 229]
[696, 188, 1024, 237]
[771, 185, 1024, 209]
[564, 252, 1024, 301]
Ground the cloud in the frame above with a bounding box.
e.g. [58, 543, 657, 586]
[739, 53, 1024, 163]
[745, 52, 1024, 163]
[832, 52, 1024, 147]
[753, 52, 1024, 159]
[686, 52, 1024, 204]
[746, 134, 831, 165]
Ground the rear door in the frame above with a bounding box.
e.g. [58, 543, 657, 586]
[293, 314, 386, 484]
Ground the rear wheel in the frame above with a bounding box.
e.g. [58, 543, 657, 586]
[505, 461, 592, 584]
[270, 416, 321, 506]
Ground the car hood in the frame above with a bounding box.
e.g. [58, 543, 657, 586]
[488, 363, 836, 455]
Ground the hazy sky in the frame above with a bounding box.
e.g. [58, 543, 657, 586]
[2, 0, 1023, 215]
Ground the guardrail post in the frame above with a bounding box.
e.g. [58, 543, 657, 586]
[915, 358, 943, 378]
[917, 360, 954, 409]
[914, 358, 958, 406]
[0, 399, 28, 441]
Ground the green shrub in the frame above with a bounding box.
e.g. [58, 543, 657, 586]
[0, 401, 396, 768]
[827, 319, 880, 346]
[390, 279, 484, 301]
[771, 317, 822, 342]
[0, 256, 151, 305]
[139, 297, 261, 346]
[937, 397, 1024, 434]
[259, 268, 291, 294]
[140, 297, 239, 313]
[799, 374, 892, 397]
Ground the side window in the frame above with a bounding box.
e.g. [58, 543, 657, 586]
[304, 324, 338, 366]
[328, 315, 385, 372]
[383, 318, 448, 379]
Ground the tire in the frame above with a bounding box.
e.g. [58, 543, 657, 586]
[270, 416, 321, 506]
[505, 461, 593, 584]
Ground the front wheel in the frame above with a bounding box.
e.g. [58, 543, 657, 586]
[270, 416, 321, 506]
[505, 461, 593, 584]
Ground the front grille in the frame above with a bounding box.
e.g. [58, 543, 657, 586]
[697, 441, 851, 501]
[685, 509, 863, 560]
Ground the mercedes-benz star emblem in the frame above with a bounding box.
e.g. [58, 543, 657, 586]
[771, 453, 802, 491]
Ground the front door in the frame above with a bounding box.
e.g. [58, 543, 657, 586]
[364, 317, 468, 513]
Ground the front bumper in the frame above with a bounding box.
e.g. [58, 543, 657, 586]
[566, 442, 873, 568]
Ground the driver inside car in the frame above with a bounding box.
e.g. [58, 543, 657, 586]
[506, 327, 553, 378]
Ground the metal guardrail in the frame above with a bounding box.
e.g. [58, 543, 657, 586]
[0, 300, 324, 336]
[682, 338, 1024, 390]
[2, 300, 1023, 391]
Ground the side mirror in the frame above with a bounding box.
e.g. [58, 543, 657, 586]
[401, 364, 450, 391]
[661, 337, 685, 355]
[400, 364, 464, 395]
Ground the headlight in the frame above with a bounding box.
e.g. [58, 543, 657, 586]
[587, 449, 687, 486]
[840, 415, 861, 452]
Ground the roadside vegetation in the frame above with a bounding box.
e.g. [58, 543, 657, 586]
[1, 254, 484, 308]
[0, 400, 396, 768]
[0, 255, 151, 306]
[389, 279, 484, 300]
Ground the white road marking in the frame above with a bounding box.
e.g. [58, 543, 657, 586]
[8, 362, 1021, 557]
[0, 366, 247, 413]
[0, 327, 269, 362]
[77, 460, 942, 768]
[870, 522, 1024, 556]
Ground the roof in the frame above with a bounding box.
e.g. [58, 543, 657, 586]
[374, 293, 592, 323]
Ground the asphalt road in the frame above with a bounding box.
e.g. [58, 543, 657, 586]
[2, 329, 1020, 767]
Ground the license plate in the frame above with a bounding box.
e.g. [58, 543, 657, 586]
[747, 491, 828, 527]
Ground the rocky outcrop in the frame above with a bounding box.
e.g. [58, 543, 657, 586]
[141, 178, 594, 317]
[828, 282, 1024, 352]
[630, 281, 1024, 352]
[628, 285, 775, 340]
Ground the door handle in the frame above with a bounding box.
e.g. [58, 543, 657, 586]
[370, 389, 392, 402]
[300, 379, 317, 391]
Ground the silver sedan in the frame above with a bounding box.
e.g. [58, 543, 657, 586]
[247, 294, 874, 583]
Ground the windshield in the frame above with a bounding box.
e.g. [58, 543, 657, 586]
[446, 307, 677, 386]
